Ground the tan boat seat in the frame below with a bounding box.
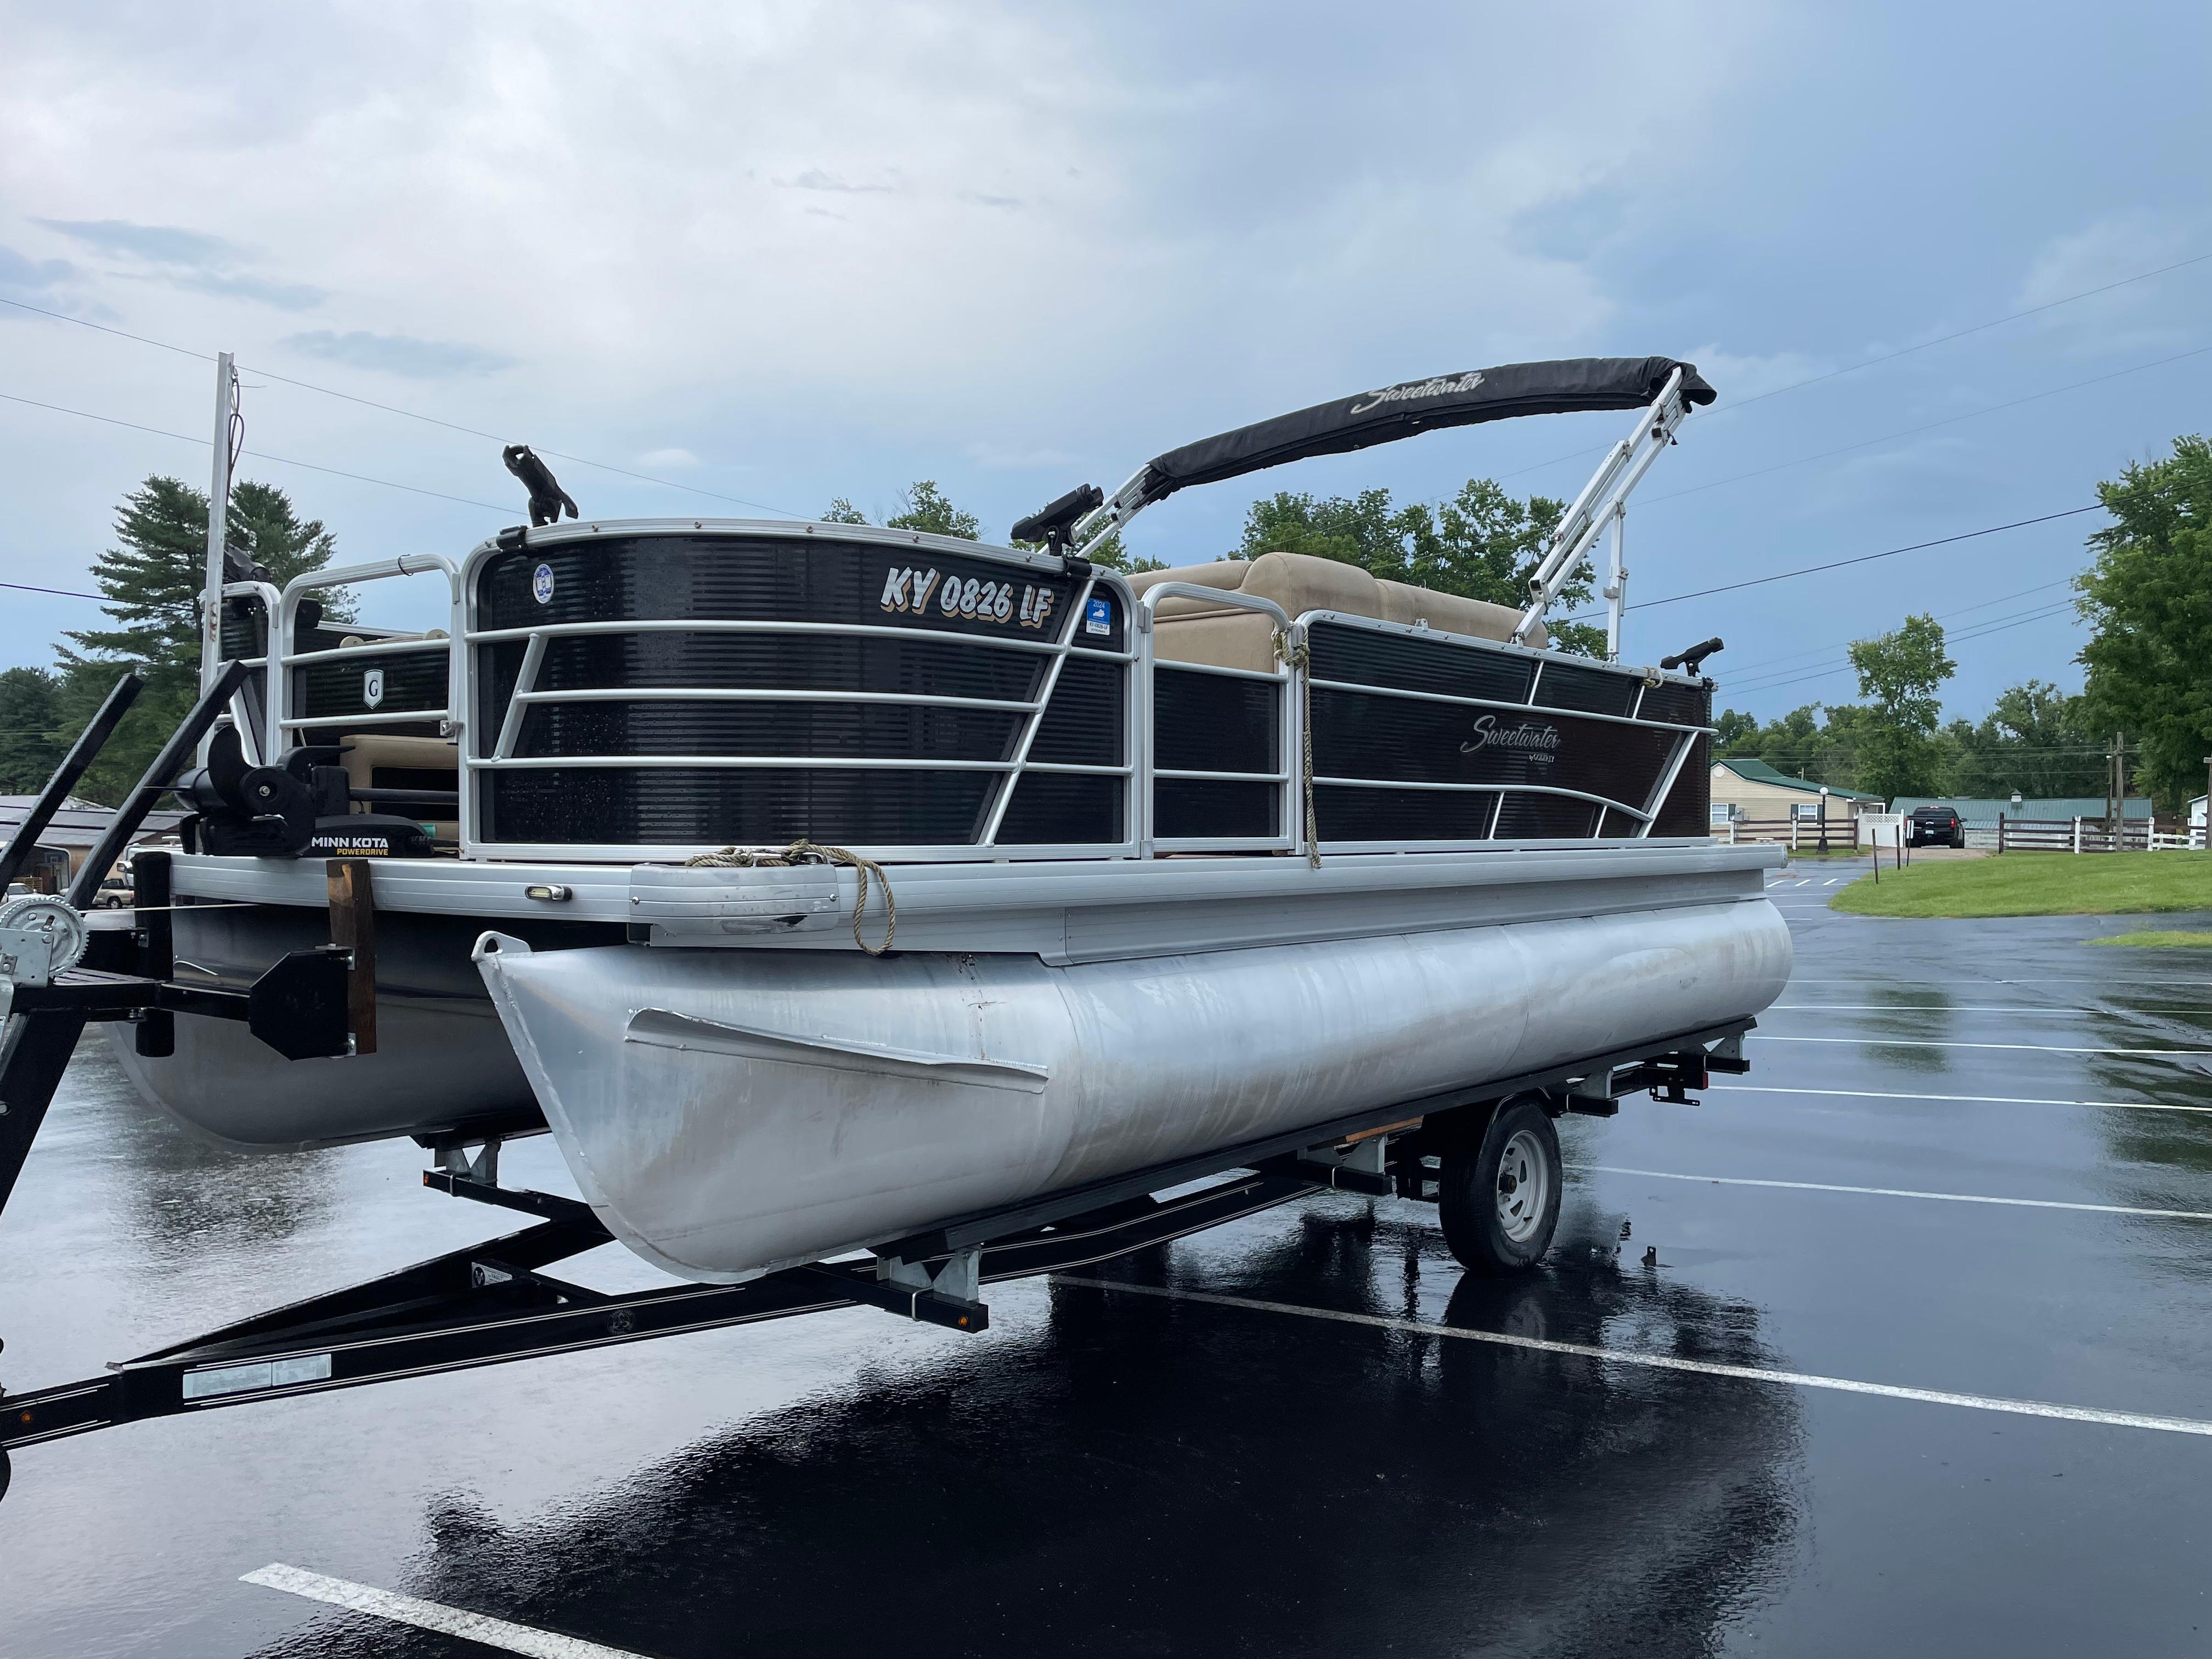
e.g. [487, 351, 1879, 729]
[1126, 551, 1545, 673]
[339, 733, 459, 842]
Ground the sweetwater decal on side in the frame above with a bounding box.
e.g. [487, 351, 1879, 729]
[1460, 714, 1561, 761]
[879, 566, 1055, 631]
[1347, 371, 1485, 416]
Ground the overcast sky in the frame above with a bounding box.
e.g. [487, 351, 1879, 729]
[3, 3, 2206, 720]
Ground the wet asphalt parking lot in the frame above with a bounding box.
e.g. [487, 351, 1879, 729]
[4, 857, 2212, 1657]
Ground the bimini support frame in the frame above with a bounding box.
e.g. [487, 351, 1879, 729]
[1510, 365, 1691, 657]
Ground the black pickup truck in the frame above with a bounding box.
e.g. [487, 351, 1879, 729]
[1909, 805, 1967, 848]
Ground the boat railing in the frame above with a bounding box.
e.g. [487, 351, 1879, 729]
[1135, 582, 1297, 858]
[1287, 610, 1714, 849]
[267, 554, 465, 752]
[213, 579, 282, 765]
[453, 531, 1143, 862]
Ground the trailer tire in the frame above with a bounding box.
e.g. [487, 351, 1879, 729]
[1437, 1096, 1561, 1276]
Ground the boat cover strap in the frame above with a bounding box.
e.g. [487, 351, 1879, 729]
[1133, 357, 1714, 509]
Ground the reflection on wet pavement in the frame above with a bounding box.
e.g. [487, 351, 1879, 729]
[4, 876, 2212, 1656]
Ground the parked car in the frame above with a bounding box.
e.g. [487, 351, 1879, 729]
[93, 871, 134, 909]
[1909, 805, 1966, 848]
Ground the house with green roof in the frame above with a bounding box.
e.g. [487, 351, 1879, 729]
[1709, 757, 1884, 826]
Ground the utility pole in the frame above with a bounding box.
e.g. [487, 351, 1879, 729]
[200, 352, 237, 695]
[2105, 730, 2123, 845]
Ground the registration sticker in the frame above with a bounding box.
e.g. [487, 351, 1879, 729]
[532, 562, 556, 605]
[1084, 596, 1112, 636]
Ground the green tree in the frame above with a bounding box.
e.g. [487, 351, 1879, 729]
[53, 475, 342, 802]
[887, 481, 980, 541]
[1715, 701, 1869, 789]
[0, 667, 67, 794]
[2076, 435, 2212, 811]
[820, 483, 980, 540]
[1235, 478, 1606, 656]
[1939, 680, 2107, 799]
[1848, 613, 1954, 800]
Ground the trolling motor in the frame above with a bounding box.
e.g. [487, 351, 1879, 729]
[1661, 637, 1724, 675]
[502, 444, 579, 528]
[176, 728, 431, 859]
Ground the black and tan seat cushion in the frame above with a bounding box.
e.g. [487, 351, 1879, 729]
[1126, 551, 1545, 673]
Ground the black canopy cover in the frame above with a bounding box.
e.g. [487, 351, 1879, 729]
[1134, 356, 1714, 509]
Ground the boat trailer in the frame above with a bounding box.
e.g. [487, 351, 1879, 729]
[0, 671, 1752, 1504]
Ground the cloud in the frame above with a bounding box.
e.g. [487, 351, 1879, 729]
[38, 216, 326, 310]
[966, 440, 1078, 470]
[783, 168, 896, 194]
[282, 329, 513, 378]
[961, 192, 1023, 211]
[1680, 343, 1833, 405]
[0, 245, 78, 302]
[636, 447, 699, 469]
[1808, 438, 2001, 516]
[2013, 212, 2200, 356]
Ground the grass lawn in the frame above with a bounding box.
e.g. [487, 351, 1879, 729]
[2092, 930, 2212, 949]
[1829, 851, 2212, 918]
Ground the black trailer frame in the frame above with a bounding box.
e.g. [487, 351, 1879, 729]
[0, 668, 1753, 1503]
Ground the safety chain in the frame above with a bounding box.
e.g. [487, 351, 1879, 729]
[1273, 628, 1322, 869]
[683, 838, 896, 955]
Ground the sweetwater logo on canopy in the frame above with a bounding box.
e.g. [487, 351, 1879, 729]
[1348, 371, 1484, 416]
[1460, 714, 1561, 759]
[879, 566, 1059, 631]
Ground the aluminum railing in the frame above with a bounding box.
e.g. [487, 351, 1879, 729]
[456, 542, 1139, 863]
[1135, 583, 1297, 857]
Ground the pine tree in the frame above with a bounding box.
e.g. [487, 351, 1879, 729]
[0, 667, 67, 794]
[53, 475, 343, 802]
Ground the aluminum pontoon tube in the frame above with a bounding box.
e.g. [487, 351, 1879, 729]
[474, 898, 1791, 1284]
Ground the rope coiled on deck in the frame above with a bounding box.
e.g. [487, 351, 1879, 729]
[683, 839, 896, 955]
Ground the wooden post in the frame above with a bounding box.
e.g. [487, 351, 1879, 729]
[326, 858, 378, 1056]
[1997, 812, 2005, 854]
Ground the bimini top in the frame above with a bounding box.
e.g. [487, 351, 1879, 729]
[1131, 356, 1714, 511]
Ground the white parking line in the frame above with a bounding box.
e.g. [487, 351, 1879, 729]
[1789, 977, 2212, 987]
[1770, 1003, 2212, 1015]
[1059, 1279, 2212, 1438]
[1752, 1035, 2212, 1057]
[242, 1564, 647, 1658]
[1572, 1164, 2212, 1221]
[1708, 1084, 2212, 1115]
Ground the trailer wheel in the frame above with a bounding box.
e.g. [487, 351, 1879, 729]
[1438, 1097, 1561, 1276]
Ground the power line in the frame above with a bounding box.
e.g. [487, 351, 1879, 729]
[1718, 575, 2078, 679]
[0, 292, 800, 518]
[1559, 503, 2103, 625]
[0, 580, 104, 601]
[1731, 599, 2079, 693]
[1725, 601, 2079, 698]
[1638, 342, 2212, 509]
[1492, 247, 2212, 486]
[0, 295, 217, 363]
[0, 390, 516, 514]
[1727, 595, 2081, 691]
